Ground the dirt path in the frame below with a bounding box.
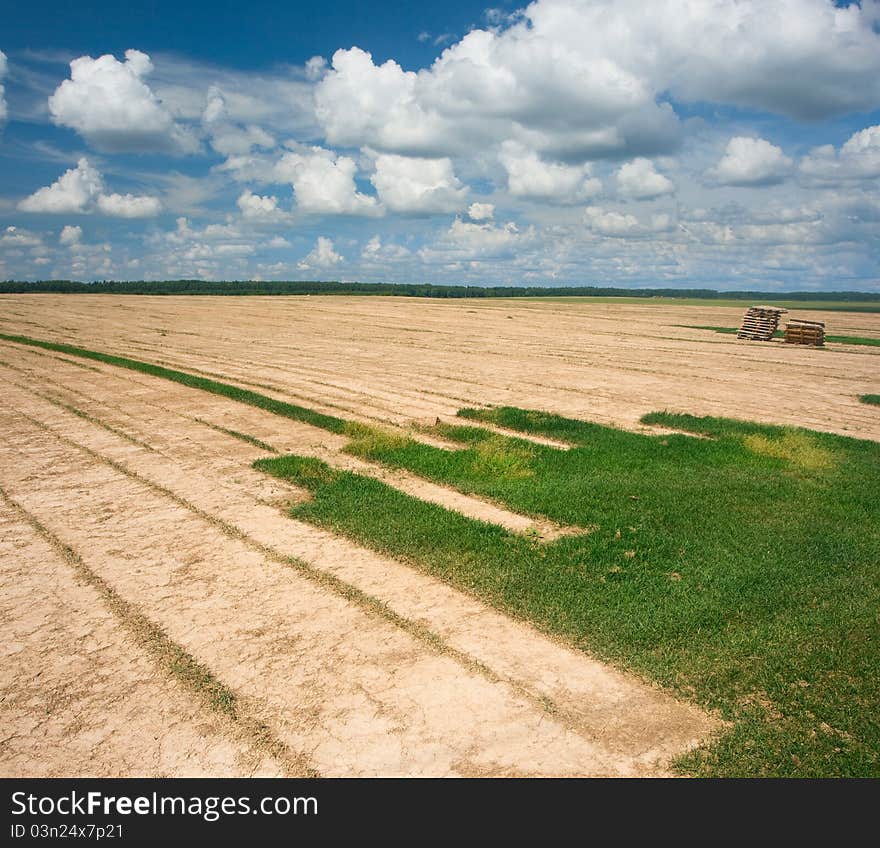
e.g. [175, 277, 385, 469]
[0, 341, 717, 776]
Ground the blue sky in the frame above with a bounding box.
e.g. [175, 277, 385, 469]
[1, 0, 879, 289]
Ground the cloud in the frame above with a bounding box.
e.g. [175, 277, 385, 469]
[421, 216, 537, 262]
[313, 1, 880, 164]
[305, 56, 328, 81]
[0, 51, 7, 125]
[59, 225, 82, 246]
[616, 157, 674, 200]
[370, 153, 468, 213]
[18, 158, 162, 216]
[500, 141, 601, 203]
[800, 124, 880, 184]
[468, 202, 495, 221]
[202, 85, 276, 156]
[18, 158, 103, 213]
[96, 192, 163, 218]
[1, 226, 44, 247]
[361, 234, 410, 261]
[445, 218, 530, 254]
[585, 206, 673, 238]
[314, 47, 450, 157]
[48, 49, 200, 153]
[707, 137, 793, 187]
[275, 145, 380, 215]
[236, 189, 285, 220]
[297, 236, 343, 269]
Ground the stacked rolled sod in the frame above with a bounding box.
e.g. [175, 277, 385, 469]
[785, 319, 826, 346]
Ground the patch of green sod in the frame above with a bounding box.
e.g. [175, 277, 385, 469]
[861, 395, 880, 406]
[826, 336, 880, 348]
[258, 408, 880, 777]
[682, 326, 880, 347]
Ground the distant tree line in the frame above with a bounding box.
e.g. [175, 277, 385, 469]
[0, 279, 877, 301]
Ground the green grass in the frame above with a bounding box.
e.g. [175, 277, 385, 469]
[829, 336, 880, 348]
[861, 395, 880, 406]
[4, 331, 879, 775]
[259, 407, 880, 777]
[684, 326, 880, 346]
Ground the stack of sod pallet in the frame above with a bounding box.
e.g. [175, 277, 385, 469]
[784, 319, 826, 347]
[736, 306, 787, 341]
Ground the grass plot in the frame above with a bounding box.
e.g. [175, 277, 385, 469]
[258, 408, 880, 777]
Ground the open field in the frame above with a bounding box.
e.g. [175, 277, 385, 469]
[1, 294, 879, 777]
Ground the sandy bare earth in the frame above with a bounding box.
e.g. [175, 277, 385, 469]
[1, 294, 877, 777]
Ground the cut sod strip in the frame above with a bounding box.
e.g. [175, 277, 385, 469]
[0, 332, 350, 434]
[682, 326, 880, 347]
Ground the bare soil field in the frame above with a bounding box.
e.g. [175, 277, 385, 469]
[1, 293, 878, 777]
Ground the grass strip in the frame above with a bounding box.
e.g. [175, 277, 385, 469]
[682, 326, 880, 347]
[861, 395, 880, 406]
[0, 332, 350, 435]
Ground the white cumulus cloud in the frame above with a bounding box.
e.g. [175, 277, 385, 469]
[616, 158, 674, 200]
[314, 47, 450, 157]
[370, 153, 468, 213]
[800, 124, 880, 183]
[468, 202, 495, 221]
[707, 137, 794, 187]
[305, 56, 328, 81]
[275, 146, 379, 215]
[298, 236, 343, 269]
[313, 1, 880, 163]
[361, 234, 410, 261]
[18, 158, 162, 217]
[1, 226, 44, 247]
[59, 225, 82, 246]
[585, 206, 673, 237]
[48, 49, 200, 154]
[500, 141, 601, 203]
[236, 189, 285, 220]
[18, 158, 104, 214]
[96, 193, 163, 218]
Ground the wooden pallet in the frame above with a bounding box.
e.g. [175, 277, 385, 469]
[737, 306, 787, 341]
